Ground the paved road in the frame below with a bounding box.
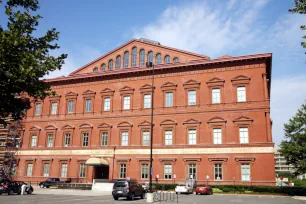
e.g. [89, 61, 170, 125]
[0, 193, 305, 204]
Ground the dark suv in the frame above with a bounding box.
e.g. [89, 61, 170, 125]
[112, 179, 145, 200]
[39, 178, 63, 188]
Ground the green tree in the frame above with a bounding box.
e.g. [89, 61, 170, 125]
[289, 0, 306, 53]
[280, 103, 306, 176]
[0, 0, 67, 124]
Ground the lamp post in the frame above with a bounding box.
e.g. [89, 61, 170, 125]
[206, 175, 209, 186]
[146, 61, 155, 203]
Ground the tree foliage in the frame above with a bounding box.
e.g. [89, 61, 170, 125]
[280, 103, 306, 176]
[0, 0, 67, 124]
[289, 0, 306, 54]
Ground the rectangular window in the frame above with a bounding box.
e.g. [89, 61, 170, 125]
[188, 164, 196, 179]
[47, 134, 53, 147]
[31, 135, 37, 147]
[141, 164, 149, 179]
[144, 94, 151, 109]
[123, 96, 130, 110]
[237, 86, 246, 102]
[212, 88, 221, 104]
[51, 102, 57, 115]
[188, 129, 196, 145]
[241, 164, 250, 181]
[61, 164, 68, 178]
[79, 164, 86, 178]
[213, 128, 222, 144]
[26, 163, 33, 176]
[165, 92, 173, 107]
[64, 133, 71, 147]
[35, 103, 42, 116]
[142, 131, 150, 146]
[164, 164, 172, 180]
[101, 132, 108, 146]
[43, 163, 50, 177]
[119, 164, 126, 178]
[67, 100, 74, 114]
[121, 132, 128, 146]
[82, 133, 89, 147]
[85, 99, 92, 112]
[165, 130, 173, 145]
[214, 164, 222, 180]
[104, 97, 111, 111]
[188, 90, 196, 105]
[239, 127, 249, 144]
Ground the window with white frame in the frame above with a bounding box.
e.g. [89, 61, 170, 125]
[165, 92, 173, 107]
[82, 133, 89, 147]
[124, 51, 129, 68]
[67, 100, 74, 114]
[188, 164, 196, 179]
[156, 53, 162, 64]
[47, 134, 53, 147]
[35, 103, 42, 116]
[141, 164, 149, 179]
[241, 164, 250, 181]
[142, 131, 150, 146]
[140, 49, 145, 66]
[144, 94, 151, 108]
[61, 164, 68, 178]
[79, 164, 86, 178]
[85, 99, 92, 112]
[31, 135, 37, 147]
[188, 90, 196, 105]
[237, 86, 246, 102]
[64, 133, 71, 147]
[119, 164, 126, 178]
[121, 132, 128, 146]
[132, 47, 137, 67]
[188, 129, 196, 145]
[101, 132, 108, 146]
[212, 88, 221, 104]
[101, 63, 106, 71]
[51, 102, 58, 115]
[214, 164, 222, 180]
[26, 163, 33, 176]
[213, 128, 222, 144]
[123, 96, 130, 110]
[239, 127, 249, 144]
[43, 163, 50, 177]
[164, 164, 172, 179]
[104, 97, 111, 111]
[173, 57, 179, 63]
[165, 130, 173, 145]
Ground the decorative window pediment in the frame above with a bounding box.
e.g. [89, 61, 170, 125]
[231, 75, 251, 85]
[161, 82, 177, 90]
[45, 125, 57, 130]
[233, 116, 254, 125]
[159, 158, 176, 162]
[235, 157, 255, 163]
[136, 158, 151, 162]
[65, 91, 78, 97]
[61, 124, 75, 130]
[140, 84, 155, 93]
[97, 123, 112, 128]
[208, 158, 228, 163]
[206, 77, 225, 87]
[183, 79, 201, 89]
[79, 123, 93, 129]
[160, 119, 177, 126]
[138, 120, 154, 127]
[183, 118, 201, 125]
[207, 117, 227, 124]
[29, 126, 41, 131]
[117, 121, 133, 128]
[82, 90, 96, 97]
[183, 157, 201, 162]
[100, 88, 115, 95]
[49, 94, 61, 100]
[119, 86, 135, 95]
[116, 158, 131, 163]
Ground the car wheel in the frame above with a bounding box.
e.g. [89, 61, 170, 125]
[196, 192, 198, 195]
[113, 196, 118, 200]
[8, 189, 14, 195]
[46, 186, 50, 188]
[129, 193, 135, 200]
[27, 187, 33, 194]
[140, 192, 145, 199]
[40, 184, 44, 188]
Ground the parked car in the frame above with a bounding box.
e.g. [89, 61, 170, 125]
[112, 179, 146, 200]
[195, 185, 213, 195]
[0, 180, 33, 195]
[175, 184, 193, 194]
[39, 177, 64, 188]
[141, 182, 150, 192]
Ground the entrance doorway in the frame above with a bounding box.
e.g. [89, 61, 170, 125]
[94, 165, 109, 180]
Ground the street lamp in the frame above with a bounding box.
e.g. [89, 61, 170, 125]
[206, 175, 209, 186]
[146, 61, 155, 203]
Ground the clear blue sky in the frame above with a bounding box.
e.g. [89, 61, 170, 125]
[1, 0, 306, 144]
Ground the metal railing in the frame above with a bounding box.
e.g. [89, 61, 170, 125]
[153, 191, 178, 203]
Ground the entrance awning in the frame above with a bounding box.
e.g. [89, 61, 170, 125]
[85, 158, 109, 166]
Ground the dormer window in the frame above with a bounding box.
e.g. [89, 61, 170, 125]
[164, 55, 170, 64]
[132, 47, 137, 67]
[140, 49, 145, 66]
[116, 55, 121, 69]
[108, 60, 113, 70]
[93, 67, 98, 72]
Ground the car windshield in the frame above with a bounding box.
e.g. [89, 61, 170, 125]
[114, 181, 127, 187]
[46, 178, 54, 182]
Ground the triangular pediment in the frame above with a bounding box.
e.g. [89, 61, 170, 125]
[207, 117, 227, 124]
[82, 90, 96, 95]
[61, 124, 75, 130]
[138, 120, 153, 127]
[98, 123, 112, 128]
[100, 88, 115, 94]
[29, 126, 41, 131]
[117, 121, 133, 128]
[207, 77, 225, 83]
[161, 82, 177, 88]
[140, 84, 154, 90]
[45, 125, 57, 130]
[119, 86, 135, 92]
[160, 119, 177, 126]
[231, 75, 251, 81]
[183, 79, 201, 86]
[233, 116, 254, 123]
[79, 123, 93, 129]
[65, 91, 78, 97]
[183, 118, 201, 125]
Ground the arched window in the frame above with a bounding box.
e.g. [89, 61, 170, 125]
[132, 47, 137, 67]
[101, 63, 106, 71]
[156, 53, 162, 64]
[116, 55, 121, 69]
[93, 67, 98, 72]
[164, 55, 170, 64]
[173, 57, 179, 63]
[148, 51, 153, 63]
[140, 49, 145, 67]
[124, 51, 129, 68]
[108, 60, 113, 70]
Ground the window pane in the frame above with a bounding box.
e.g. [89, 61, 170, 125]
[31, 136, 37, 147]
[108, 60, 113, 70]
[214, 164, 222, 180]
[116, 55, 121, 69]
[82, 133, 89, 147]
[101, 64, 106, 71]
[213, 128, 222, 144]
[123, 96, 130, 110]
[104, 97, 111, 111]
[156, 53, 162, 64]
[120, 164, 126, 178]
[142, 131, 150, 146]
[47, 134, 53, 147]
[188, 164, 196, 179]
[132, 47, 137, 67]
[148, 51, 153, 63]
[188, 129, 196, 145]
[164, 164, 172, 179]
[164, 55, 170, 64]
[101, 132, 108, 146]
[121, 132, 128, 146]
[93, 67, 98, 72]
[188, 90, 196, 105]
[51, 102, 57, 115]
[64, 133, 71, 147]
[43, 163, 50, 177]
[79, 164, 86, 178]
[144, 94, 151, 108]
[240, 127, 249, 144]
[165, 92, 173, 107]
[241, 164, 250, 181]
[141, 164, 149, 179]
[165, 130, 172, 145]
[237, 86, 246, 102]
[212, 88, 221, 104]
[173, 57, 179, 63]
[140, 49, 145, 67]
[27, 164, 33, 176]
[68, 100, 74, 113]
[61, 164, 68, 178]
[85, 99, 92, 112]
[35, 104, 42, 116]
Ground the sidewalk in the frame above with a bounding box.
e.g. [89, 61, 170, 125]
[32, 186, 110, 197]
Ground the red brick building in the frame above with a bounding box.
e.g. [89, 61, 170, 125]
[13, 38, 275, 185]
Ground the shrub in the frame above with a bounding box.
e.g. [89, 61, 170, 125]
[212, 188, 223, 193]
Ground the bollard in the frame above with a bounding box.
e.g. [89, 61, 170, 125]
[177, 191, 178, 203]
